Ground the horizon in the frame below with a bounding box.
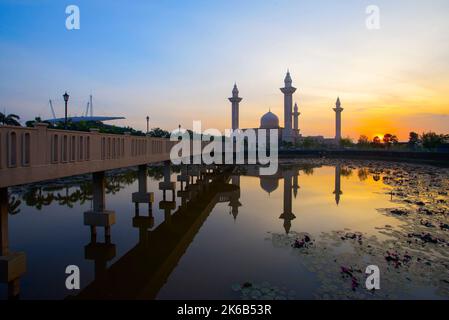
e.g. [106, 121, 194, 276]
[1, 0, 448, 140]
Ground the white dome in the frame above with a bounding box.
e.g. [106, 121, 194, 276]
[260, 111, 279, 129]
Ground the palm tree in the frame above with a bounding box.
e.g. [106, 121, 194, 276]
[0, 112, 21, 126]
[8, 196, 21, 215]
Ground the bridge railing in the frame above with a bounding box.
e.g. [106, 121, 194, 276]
[0, 124, 178, 188]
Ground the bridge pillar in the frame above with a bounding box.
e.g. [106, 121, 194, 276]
[132, 165, 154, 212]
[159, 200, 176, 225]
[137, 165, 148, 194]
[84, 233, 116, 279]
[0, 187, 26, 299]
[177, 189, 191, 208]
[132, 165, 155, 243]
[133, 204, 154, 244]
[159, 164, 176, 202]
[0, 188, 8, 257]
[177, 166, 189, 191]
[177, 166, 192, 207]
[84, 172, 116, 242]
[92, 172, 106, 212]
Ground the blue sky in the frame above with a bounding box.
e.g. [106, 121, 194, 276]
[1, 0, 448, 139]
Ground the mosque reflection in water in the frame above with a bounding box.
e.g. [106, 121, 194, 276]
[5, 160, 448, 300]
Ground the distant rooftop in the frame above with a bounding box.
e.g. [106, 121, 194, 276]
[44, 116, 125, 124]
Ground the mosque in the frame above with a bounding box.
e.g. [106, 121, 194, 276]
[229, 71, 344, 146]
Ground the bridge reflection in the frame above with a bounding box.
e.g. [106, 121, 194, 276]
[74, 165, 238, 299]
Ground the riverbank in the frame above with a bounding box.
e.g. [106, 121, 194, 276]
[279, 150, 449, 167]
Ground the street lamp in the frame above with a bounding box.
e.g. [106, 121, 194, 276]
[63, 91, 70, 129]
[146, 116, 150, 134]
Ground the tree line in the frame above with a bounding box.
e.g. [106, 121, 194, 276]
[354, 132, 449, 150]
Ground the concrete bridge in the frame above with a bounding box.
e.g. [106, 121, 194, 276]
[0, 123, 177, 189]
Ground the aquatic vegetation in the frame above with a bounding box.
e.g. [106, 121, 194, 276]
[231, 281, 297, 300]
[267, 159, 449, 299]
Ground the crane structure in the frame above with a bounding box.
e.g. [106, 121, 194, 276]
[45, 93, 125, 124]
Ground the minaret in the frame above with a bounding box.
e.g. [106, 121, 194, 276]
[279, 170, 296, 234]
[333, 164, 343, 205]
[229, 83, 242, 131]
[333, 97, 344, 146]
[293, 102, 300, 138]
[280, 71, 297, 143]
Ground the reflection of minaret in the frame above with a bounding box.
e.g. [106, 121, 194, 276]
[333, 97, 344, 146]
[228, 175, 242, 220]
[279, 170, 296, 234]
[280, 71, 297, 143]
[333, 164, 343, 205]
[293, 170, 300, 199]
[229, 83, 242, 131]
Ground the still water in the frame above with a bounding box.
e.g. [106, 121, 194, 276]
[1, 159, 449, 300]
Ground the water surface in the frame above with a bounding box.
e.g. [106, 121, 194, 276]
[2, 159, 448, 300]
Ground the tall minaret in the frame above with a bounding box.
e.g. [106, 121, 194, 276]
[229, 83, 242, 131]
[333, 97, 344, 145]
[293, 102, 300, 138]
[280, 71, 296, 143]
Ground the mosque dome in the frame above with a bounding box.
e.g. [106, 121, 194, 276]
[259, 176, 279, 194]
[260, 111, 279, 129]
